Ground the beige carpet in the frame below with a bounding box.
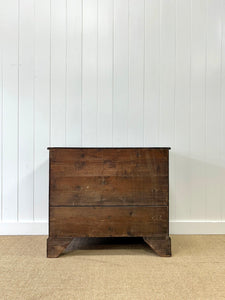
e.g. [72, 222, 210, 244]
[0, 235, 225, 300]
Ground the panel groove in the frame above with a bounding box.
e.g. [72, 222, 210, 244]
[0, 39, 3, 221]
[220, 0, 225, 221]
[203, 0, 207, 220]
[81, 0, 83, 146]
[65, 0, 68, 146]
[33, 0, 36, 221]
[49, 0, 52, 147]
[96, 0, 99, 145]
[112, 0, 114, 147]
[143, 0, 145, 146]
[127, 0, 129, 147]
[17, 0, 20, 222]
[219, 0, 223, 221]
[158, 0, 161, 145]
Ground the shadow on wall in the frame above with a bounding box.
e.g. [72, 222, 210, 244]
[169, 151, 225, 221]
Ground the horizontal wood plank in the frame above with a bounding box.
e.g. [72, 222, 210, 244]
[49, 206, 169, 237]
[50, 149, 168, 178]
[50, 176, 168, 206]
[50, 148, 168, 163]
[51, 160, 168, 177]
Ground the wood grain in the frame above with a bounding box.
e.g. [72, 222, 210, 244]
[143, 235, 171, 257]
[47, 147, 171, 257]
[49, 206, 168, 237]
[50, 148, 168, 177]
[47, 237, 74, 258]
[50, 148, 169, 163]
[50, 175, 168, 206]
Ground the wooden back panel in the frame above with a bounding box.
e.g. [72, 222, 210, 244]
[49, 148, 169, 207]
[49, 206, 169, 237]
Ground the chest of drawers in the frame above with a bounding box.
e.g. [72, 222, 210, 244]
[47, 147, 171, 257]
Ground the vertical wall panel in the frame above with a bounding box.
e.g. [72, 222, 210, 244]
[97, 0, 113, 146]
[128, 0, 145, 146]
[66, 0, 82, 146]
[51, 0, 66, 146]
[159, 0, 176, 220]
[205, 0, 222, 220]
[159, 0, 176, 147]
[0, 9, 3, 221]
[34, 0, 50, 221]
[221, 0, 225, 221]
[2, 0, 18, 221]
[144, 0, 160, 146]
[174, 0, 191, 220]
[190, 0, 207, 220]
[18, 0, 34, 221]
[113, 0, 129, 146]
[82, 0, 98, 146]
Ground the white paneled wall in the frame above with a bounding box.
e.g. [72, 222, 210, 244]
[0, 0, 225, 234]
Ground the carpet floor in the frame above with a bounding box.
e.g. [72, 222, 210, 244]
[0, 235, 225, 300]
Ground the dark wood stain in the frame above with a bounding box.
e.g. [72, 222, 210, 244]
[50, 175, 168, 206]
[47, 148, 171, 258]
[49, 206, 168, 237]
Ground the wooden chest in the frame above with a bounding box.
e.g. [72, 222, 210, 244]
[47, 147, 171, 257]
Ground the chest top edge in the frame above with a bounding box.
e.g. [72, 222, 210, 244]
[47, 147, 171, 150]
